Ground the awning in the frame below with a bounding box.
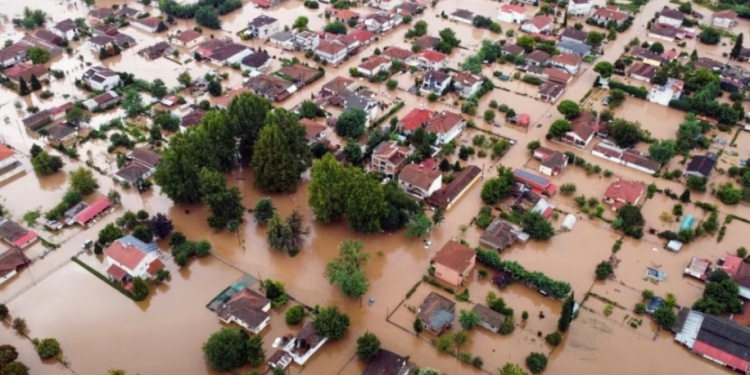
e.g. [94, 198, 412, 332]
[13, 231, 37, 247]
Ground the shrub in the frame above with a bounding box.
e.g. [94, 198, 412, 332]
[35, 338, 61, 359]
[285, 305, 304, 325]
[595, 261, 613, 280]
[635, 303, 646, 314]
[560, 183, 576, 195]
[525, 352, 548, 374]
[545, 332, 562, 346]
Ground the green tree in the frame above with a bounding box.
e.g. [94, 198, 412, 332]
[254, 109, 311, 192]
[132, 225, 153, 243]
[525, 353, 548, 374]
[586, 31, 605, 48]
[436, 28, 461, 54]
[432, 206, 445, 226]
[345, 171, 387, 233]
[480, 166, 515, 204]
[0, 344, 17, 365]
[202, 328, 248, 372]
[207, 79, 222, 96]
[413, 20, 428, 36]
[131, 276, 149, 301]
[298, 100, 323, 119]
[177, 71, 192, 87]
[405, 213, 431, 238]
[309, 154, 350, 223]
[28, 74, 41, 91]
[253, 198, 275, 224]
[717, 182, 742, 205]
[452, 331, 469, 359]
[386, 79, 398, 90]
[517, 35, 535, 52]
[325, 240, 370, 298]
[285, 305, 304, 325]
[731, 33, 744, 60]
[546, 119, 571, 139]
[413, 317, 424, 335]
[521, 211, 554, 240]
[343, 142, 364, 165]
[31, 151, 63, 175]
[66, 107, 91, 127]
[312, 306, 350, 340]
[558, 292, 574, 332]
[699, 27, 721, 45]
[293, 16, 309, 29]
[27, 46, 50, 64]
[609, 118, 642, 147]
[649, 42, 665, 54]
[121, 89, 144, 118]
[356, 332, 381, 362]
[687, 175, 708, 192]
[648, 139, 677, 164]
[0, 362, 29, 375]
[595, 261, 614, 280]
[98, 223, 123, 245]
[227, 92, 273, 164]
[461, 54, 482, 74]
[200, 169, 245, 229]
[459, 309, 480, 330]
[335, 109, 367, 139]
[195, 6, 221, 29]
[35, 338, 60, 359]
[693, 271, 743, 314]
[324, 21, 347, 34]
[500, 363, 529, 375]
[18, 78, 29, 96]
[70, 167, 97, 194]
[556, 100, 580, 119]
[150, 79, 168, 99]
[653, 306, 676, 329]
[246, 335, 264, 367]
[154, 113, 180, 132]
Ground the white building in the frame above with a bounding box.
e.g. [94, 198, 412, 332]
[398, 164, 443, 199]
[315, 40, 348, 65]
[104, 235, 165, 282]
[453, 72, 483, 98]
[293, 31, 320, 51]
[520, 16, 552, 34]
[567, 0, 593, 17]
[657, 8, 684, 28]
[130, 17, 162, 33]
[357, 56, 391, 77]
[371, 0, 403, 11]
[550, 53, 582, 74]
[0, 144, 24, 183]
[713, 9, 738, 28]
[217, 288, 271, 334]
[450, 9, 475, 24]
[408, 50, 448, 71]
[425, 110, 465, 145]
[51, 19, 78, 39]
[497, 4, 528, 23]
[283, 322, 328, 365]
[83, 66, 121, 91]
[269, 31, 295, 50]
[648, 78, 684, 106]
[247, 15, 280, 39]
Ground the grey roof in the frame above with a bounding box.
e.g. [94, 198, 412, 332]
[249, 15, 278, 28]
[698, 314, 750, 361]
[473, 304, 506, 327]
[22, 110, 52, 129]
[417, 292, 455, 332]
[270, 31, 293, 42]
[116, 6, 140, 18]
[54, 19, 77, 32]
[362, 350, 408, 375]
[90, 35, 115, 46]
[210, 43, 249, 61]
[342, 93, 375, 111]
[241, 51, 271, 68]
[45, 123, 77, 140]
[560, 27, 588, 42]
[117, 234, 158, 253]
[113, 32, 136, 46]
[687, 152, 718, 176]
[557, 40, 592, 55]
[451, 9, 475, 19]
[660, 7, 685, 20]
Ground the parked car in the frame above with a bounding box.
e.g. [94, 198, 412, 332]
[602, 96, 610, 106]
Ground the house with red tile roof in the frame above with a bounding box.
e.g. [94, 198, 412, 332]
[603, 179, 645, 211]
[334, 9, 360, 22]
[173, 30, 202, 48]
[432, 240, 475, 286]
[130, 16, 162, 33]
[452, 72, 483, 98]
[425, 110, 465, 145]
[105, 235, 165, 282]
[521, 16, 552, 34]
[381, 46, 414, 62]
[300, 118, 327, 144]
[217, 288, 271, 334]
[0, 248, 29, 286]
[398, 107, 434, 132]
[565, 112, 597, 147]
[315, 40, 348, 65]
[550, 53, 582, 74]
[592, 7, 629, 26]
[0, 143, 24, 183]
[347, 29, 376, 45]
[2, 63, 48, 85]
[357, 56, 392, 77]
[398, 163, 442, 199]
[408, 49, 448, 71]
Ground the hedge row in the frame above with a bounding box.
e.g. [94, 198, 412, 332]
[372, 101, 405, 127]
[71, 257, 134, 301]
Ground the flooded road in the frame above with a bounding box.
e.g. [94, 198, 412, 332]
[0, 0, 748, 374]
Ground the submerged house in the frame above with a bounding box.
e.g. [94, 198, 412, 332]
[105, 235, 165, 282]
[479, 218, 525, 251]
[0, 144, 24, 183]
[417, 292, 456, 335]
[472, 303, 506, 333]
[217, 288, 271, 334]
[426, 165, 481, 210]
[282, 322, 328, 365]
[362, 349, 414, 375]
[432, 240, 476, 287]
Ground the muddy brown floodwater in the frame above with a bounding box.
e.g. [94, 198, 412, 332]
[0, 0, 749, 374]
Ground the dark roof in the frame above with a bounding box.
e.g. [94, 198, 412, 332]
[45, 123, 77, 140]
[116, 6, 140, 18]
[501, 44, 524, 56]
[296, 322, 325, 347]
[249, 15, 278, 28]
[693, 57, 724, 70]
[472, 304, 506, 327]
[362, 349, 407, 375]
[697, 314, 750, 362]
[54, 19, 77, 32]
[526, 50, 551, 64]
[413, 35, 440, 50]
[0, 220, 29, 242]
[660, 7, 685, 21]
[210, 43, 249, 61]
[89, 8, 114, 19]
[417, 292, 455, 331]
[22, 110, 51, 130]
[321, 76, 355, 95]
[241, 51, 270, 68]
[0, 248, 28, 278]
[687, 152, 718, 176]
[90, 35, 115, 46]
[560, 27, 588, 42]
[539, 82, 565, 98]
[629, 62, 657, 79]
[451, 9, 475, 19]
[427, 165, 481, 207]
[131, 147, 161, 168]
[244, 74, 293, 100]
[650, 25, 679, 38]
[630, 47, 663, 61]
[480, 218, 519, 250]
[34, 30, 61, 44]
[115, 162, 152, 183]
[217, 288, 270, 328]
[733, 262, 750, 289]
[132, 17, 161, 29]
[113, 32, 136, 46]
[181, 109, 206, 127]
[0, 43, 29, 62]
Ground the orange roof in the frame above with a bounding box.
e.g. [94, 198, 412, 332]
[604, 179, 645, 204]
[175, 30, 201, 43]
[500, 4, 526, 14]
[551, 53, 581, 66]
[425, 111, 463, 134]
[146, 258, 166, 276]
[0, 144, 15, 162]
[525, 15, 552, 30]
[214, 87, 250, 108]
[105, 241, 147, 270]
[433, 240, 475, 272]
[336, 9, 360, 20]
[358, 55, 390, 71]
[299, 118, 327, 141]
[400, 107, 434, 131]
[418, 49, 447, 63]
[399, 163, 442, 190]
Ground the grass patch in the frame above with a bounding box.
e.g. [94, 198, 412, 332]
[71, 257, 134, 300]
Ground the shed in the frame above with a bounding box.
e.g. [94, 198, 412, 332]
[562, 214, 577, 230]
[667, 240, 683, 252]
[645, 267, 666, 281]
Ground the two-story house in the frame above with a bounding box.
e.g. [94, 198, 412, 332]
[592, 6, 629, 26]
[550, 53, 582, 74]
[520, 16, 552, 34]
[293, 31, 320, 51]
[421, 70, 452, 94]
[371, 141, 411, 176]
[51, 19, 78, 40]
[371, 0, 403, 12]
[408, 49, 448, 71]
[114, 147, 162, 185]
[243, 74, 296, 102]
[247, 15, 280, 39]
[453, 72, 483, 98]
[425, 111, 465, 145]
[398, 163, 442, 199]
[342, 94, 379, 123]
[657, 7, 684, 27]
[648, 78, 684, 106]
[217, 288, 271, 334]
[105, 235, 166, 282]
[83, 66, 121, 91]
[432, 240, 475, 286]
[364, 13, 402, 33]
[382, 46, 414, 62]
[315, 40, 348, 65]
[497, 4, 528, 23]
[567, 0, 594, 17]
[357, 55, 391, 77]
[0, 144, 24, 183]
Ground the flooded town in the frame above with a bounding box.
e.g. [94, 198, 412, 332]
[0, 0, 749, 373]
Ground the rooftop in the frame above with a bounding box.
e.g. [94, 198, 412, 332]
[417, 292, 455, 331]
[427, 165, 481, 208]
[433, 240, 475, 272]
[604, 179, 645, 204]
